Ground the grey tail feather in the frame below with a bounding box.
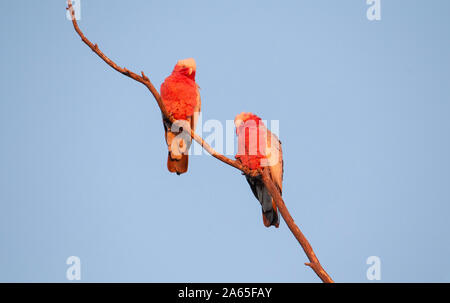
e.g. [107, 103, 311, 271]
[245, 175, 279, 227]
[263, 207, 279, 227]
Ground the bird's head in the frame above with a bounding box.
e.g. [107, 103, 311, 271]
[234, 112, 262, 130]
[174, 58, 196, 80]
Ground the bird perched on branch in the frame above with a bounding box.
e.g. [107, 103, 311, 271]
[234, 113, 283, 228]
[160, 58, 201, 175]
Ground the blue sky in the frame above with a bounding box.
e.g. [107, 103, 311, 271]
[0, 0, 449, 282]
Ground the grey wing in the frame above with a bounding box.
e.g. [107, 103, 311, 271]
[268, 130, 283, 194]
[245, 175, 273, 213]
[190, 86, 201, 132]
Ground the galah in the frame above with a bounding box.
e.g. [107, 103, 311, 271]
[160, 58, 201, 175]
[235, 113, 283, 228]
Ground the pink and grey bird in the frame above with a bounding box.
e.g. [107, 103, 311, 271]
[160, 58, 201, 175]
[234, 113, 283, 228]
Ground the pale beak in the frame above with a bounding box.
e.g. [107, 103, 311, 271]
[188, 67, 193, 75]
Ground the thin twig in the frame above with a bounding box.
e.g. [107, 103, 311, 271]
[66, 1, 164, 115]
[66, 0, 333, 282]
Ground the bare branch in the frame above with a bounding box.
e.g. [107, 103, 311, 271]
[66, 0, 255, 176]
[66, 0, 333, 282]
[260, 169, 334, 283]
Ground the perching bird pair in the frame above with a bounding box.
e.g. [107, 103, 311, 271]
[160, 58, 283, 228]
